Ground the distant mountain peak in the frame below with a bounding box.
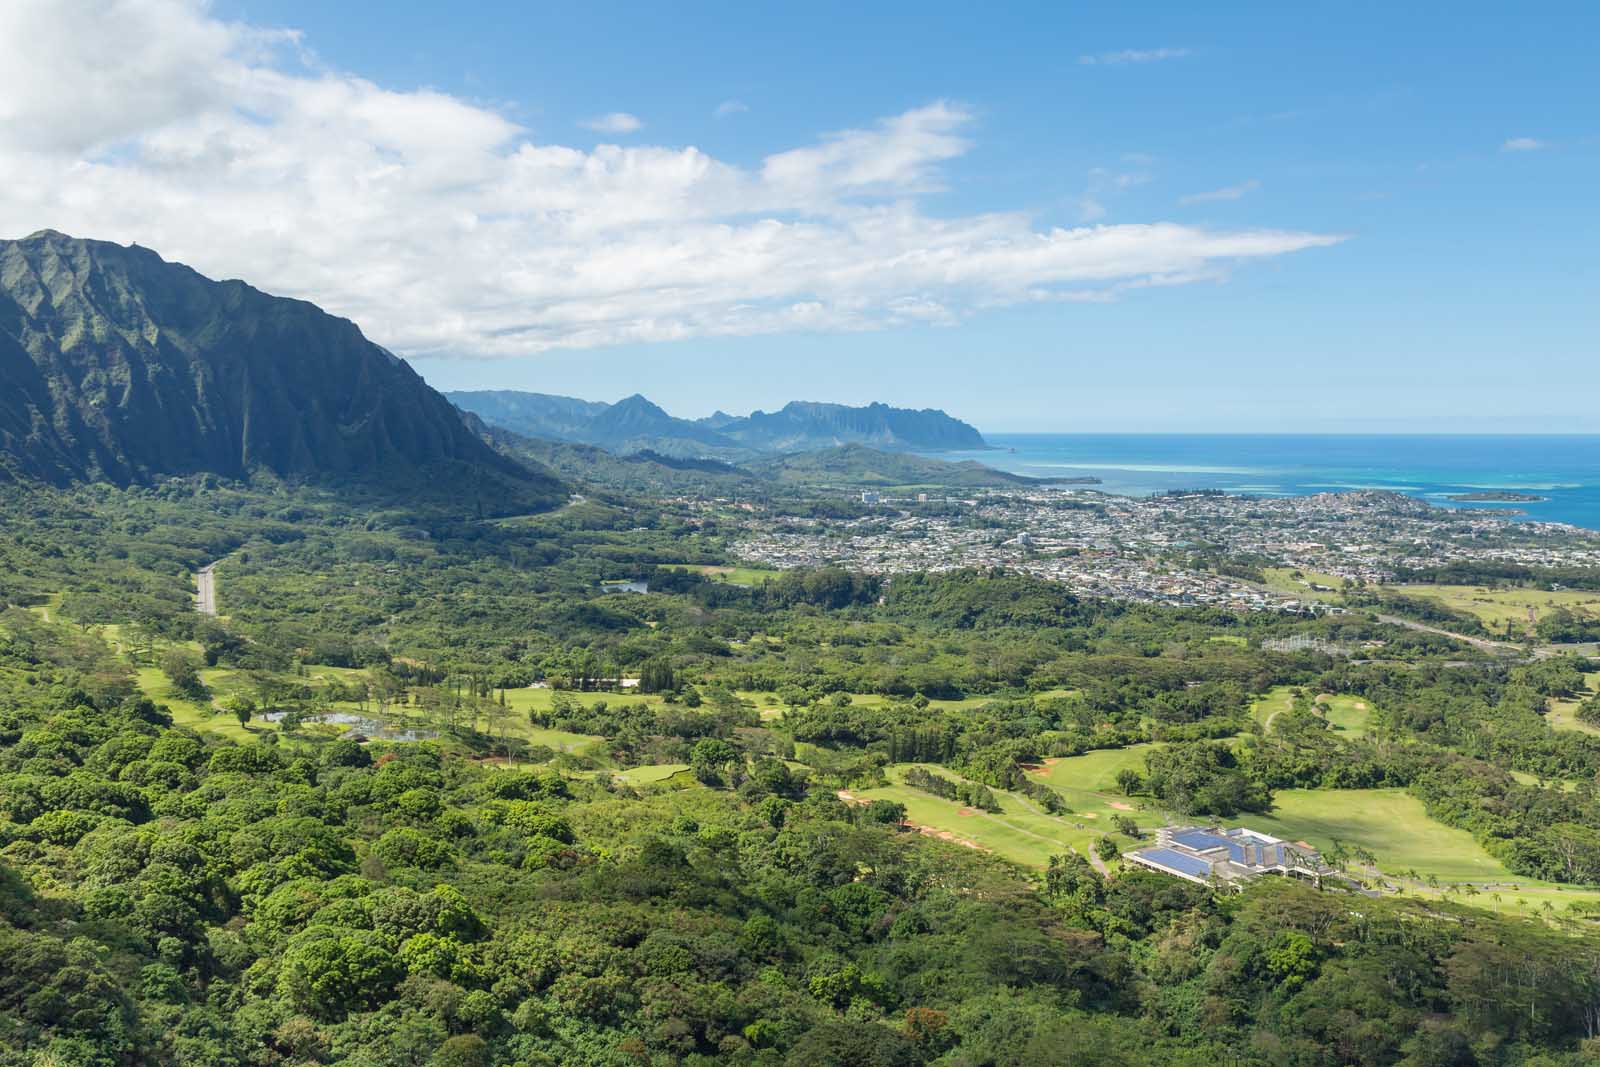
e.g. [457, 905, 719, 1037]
[450, 389, 987, 458]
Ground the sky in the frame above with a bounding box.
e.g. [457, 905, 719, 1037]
[0, 1, 1595, 432]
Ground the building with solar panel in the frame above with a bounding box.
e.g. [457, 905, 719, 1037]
[1125, 826, 1333, 888]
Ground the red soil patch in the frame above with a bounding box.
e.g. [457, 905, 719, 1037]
[917, 826, 984, 850]
[956, 807, 977, 816]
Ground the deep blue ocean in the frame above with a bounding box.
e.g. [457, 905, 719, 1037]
[939, 435, 1600, 531]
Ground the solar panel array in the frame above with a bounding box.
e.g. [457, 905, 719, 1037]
[1170, 829, 1231, 853]
[1135, 847, 1213, 880]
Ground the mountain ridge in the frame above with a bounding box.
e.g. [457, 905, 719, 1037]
[448, 389, 987, 458]
[0, 231, 562, 511]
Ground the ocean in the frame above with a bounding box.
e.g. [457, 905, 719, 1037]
[939, 434, 1600, 531]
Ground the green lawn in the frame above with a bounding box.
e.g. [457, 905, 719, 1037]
[851, 759, 1164, 869]
[614, 763, 692, 785]
[1249, 788, 1511, 882]
[855, 771, 1108, 868]
[502, 687, 664, 714]
[1392, 583, 1600, 633]
[135, 666, 267, 742]
[1261, 568, 1347, 603]
[1037, 744, 1162, 794]
[1246, 787, 1600, 917]
[1250, 685, 1372, 738]
[1545, 672, 1600, 735]
[524, 727, 608, 753]
[736, 689, 1067, 718]
[1510, 770, 1580, 791]
[661, 563, 783, 586]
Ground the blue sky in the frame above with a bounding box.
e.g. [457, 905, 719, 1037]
[7, 2, 1595, 431]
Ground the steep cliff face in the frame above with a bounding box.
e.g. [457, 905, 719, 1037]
[0, 231, 559, 506]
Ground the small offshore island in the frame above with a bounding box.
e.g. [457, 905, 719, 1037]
[1448, 490, 1544, 502]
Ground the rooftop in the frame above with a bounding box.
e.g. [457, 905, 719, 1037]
[1126, 825, 1334, 887]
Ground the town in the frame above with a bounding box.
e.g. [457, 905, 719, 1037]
[728, 487, 1600, 613]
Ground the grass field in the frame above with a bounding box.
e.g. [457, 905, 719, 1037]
[737, 688, 1078, 719]
[1261, 568, 1347, 603]
[855, 763, 1150, 868]
[502, 687, 664, 714]
[1249, 686, 1372, 738]
[135, 666, 267, 742]
[1247, 787, 1600, 917]
[524, 727, 608, 753]
[1036, 744, 1162, 794]
[846, 751, 1169, 869]
[1392, 583, 1600, 634]
[1545, 672, 1600, 734]
[614, 763, 691, 785]
[662, 563, 783, 586]
[1250, 788, 1507, 881]
[1510, 770, 1581, 791]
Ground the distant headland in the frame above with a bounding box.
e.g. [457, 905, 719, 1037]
[1447, 491, 1544, 503]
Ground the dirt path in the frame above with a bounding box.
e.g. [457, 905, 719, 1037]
[194, 563, 217, 616]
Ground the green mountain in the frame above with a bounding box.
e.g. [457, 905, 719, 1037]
[714, 400, 987, 452]
[584, 393, 743, 455]
[0, 231, 561, 509]
[449, 389, 988, 457]
[478, 423, 758, 496]
[441, 389, 610, 439]
[482, 425, 1077, 496]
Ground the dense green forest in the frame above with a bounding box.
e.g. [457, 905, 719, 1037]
[5, 478, 1600, 1066]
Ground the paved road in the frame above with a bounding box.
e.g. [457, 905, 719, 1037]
[194, 563, 217, 616]
[1372, 614, 1592, 661]
[1375, 614, 1522, 657]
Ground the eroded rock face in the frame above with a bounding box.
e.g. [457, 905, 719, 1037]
[0, 230, 557, 507]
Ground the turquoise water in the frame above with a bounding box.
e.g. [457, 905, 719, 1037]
[944, 434, 1600, 530]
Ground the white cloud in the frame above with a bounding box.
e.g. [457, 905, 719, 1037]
[714, 99, 748, 118]
[0, 0, 1342, 357]
[579, 112, 642, 134]
[1501, 136, 1545, 152]
[1079, 47, 1191, 66]
[1180, 179, 1261, 204]
[761, 102, 972, 199]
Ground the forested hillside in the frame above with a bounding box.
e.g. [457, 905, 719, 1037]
[3, 478, 1600, 1066]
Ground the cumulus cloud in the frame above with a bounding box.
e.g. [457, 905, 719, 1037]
[1501, 136, 1545, 152]
[579, 112, 642, 134]
[0, 0, 1341, 357]
[714, 99, 748, 118]
[1180, 179, 1261, 204]
[1079, 47, 1191, 66]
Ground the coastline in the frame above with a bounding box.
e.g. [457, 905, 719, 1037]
[943, 432, 1600, 531]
